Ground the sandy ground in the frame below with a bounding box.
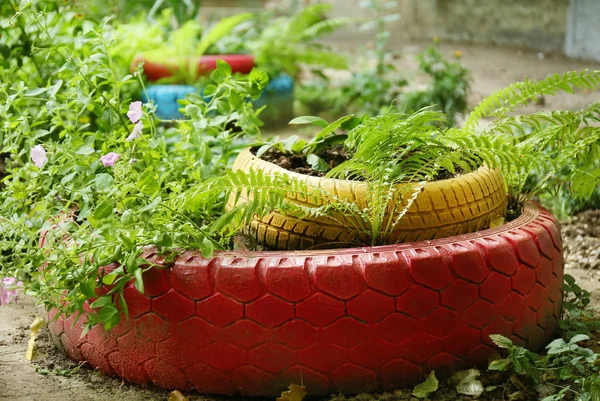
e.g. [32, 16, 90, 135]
[2, 42, 600, 400]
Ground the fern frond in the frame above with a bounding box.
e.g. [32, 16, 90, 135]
[464, 70, 600, 130]
[287, 4, 332, 39]
[299, 18, 354, 41]
[571, 168, 600, 201]
[295, 49, 348, 70]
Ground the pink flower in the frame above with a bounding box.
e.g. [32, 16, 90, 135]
[126, 120, 143, 142]
[30, 145, 47, 168]
[100, 152, 121, 167]
[0, 277, 23, 306]
[127, 101, 143, 123]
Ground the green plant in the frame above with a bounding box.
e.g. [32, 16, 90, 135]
[489, 334, 600, 401]
[295, 42, 469, 120]
[247, 4, 351, 79]
[561, 274, 600, 337]
[134, 12, 254, 84]
[485, 271, 600, 401]
[402, 43, 470, 126]
[0, 0, 269, 331]
[186, 109, 482, 248]
[254, 114, 361, 172]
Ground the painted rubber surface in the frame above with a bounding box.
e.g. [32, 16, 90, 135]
[47, 202, 562, 396]
[231, 149, 508, 250]
[144, 75, 294, 121]
[132, 54, 255, 82]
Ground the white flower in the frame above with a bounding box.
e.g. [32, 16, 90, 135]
[127, 101, 143, 123]
[126, 120, 143, 141]
[30, 145, 47, 168]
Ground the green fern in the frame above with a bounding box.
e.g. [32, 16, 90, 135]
[299, 17, 353, 41]
[464, 70, 600, 130]
[182, 70, 600, 249]
[287, 4, 333, 39]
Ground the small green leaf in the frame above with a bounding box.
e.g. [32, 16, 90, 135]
[137, 166, 160, 196]
[60, 172, 77, 186]
[307, 154, 330, 172]
[98, 305, 120, 330]
[25, 87, 47, 97]
[75, 145, 95, 155]
[249, 68, 269, 89]
[488, 358, 511, 371]
[184, 104, 201, 118]
[95, 173, 114, 191]
[93, 197, 114, 220]
[200, 237, 214, 258]
[89, 295, 112, 309]
[564, 274, 576, 286]
[138, 196, 162, 213]
[289, 116, 328, 128]
[412, 371, 438, 399]
[290, 139, 307, 154]
[102, 273, 118, 285]
[203, 84, 217, 97]
[569, 334, 590, 344]
[211, 59, 232, 82]
[134, 268, 144, 294]
[256, 144, 272, 158]
[80, 279, 96, 298]
[490, 334, 513, 349]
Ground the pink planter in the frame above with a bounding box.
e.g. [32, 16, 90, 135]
[48, 202, 563, 396]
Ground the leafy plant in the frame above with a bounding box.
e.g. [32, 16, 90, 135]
[254, 114, 360, 172]
[0, 0, 269, 331]
[561, 274, 600, 337]
[489, 334, 600, 401]
[402, 43, 470, 126]
[206, 70, 600, 255]
[134, 12, 254, 84]
[295, 42, 469, 121]
[247, 4, 351, 79]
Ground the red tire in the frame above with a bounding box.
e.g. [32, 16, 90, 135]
[48, 202, 563, 396]
[132, 54, 255, 82]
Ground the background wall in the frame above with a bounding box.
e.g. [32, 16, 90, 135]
[201, 0, 599, 61]
[325, 0, 569, 53]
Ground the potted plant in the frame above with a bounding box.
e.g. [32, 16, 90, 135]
[129, 4, 350, 125]
[2, 2, 600, 398]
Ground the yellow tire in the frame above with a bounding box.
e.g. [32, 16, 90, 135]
[231, 149, 508, 250]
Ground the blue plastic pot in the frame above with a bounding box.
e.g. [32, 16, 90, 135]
[144, 74, 294, 126]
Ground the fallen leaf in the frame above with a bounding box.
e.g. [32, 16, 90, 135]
[30, 317, 45, 335]
[455, 369, 484, 398]
[277, 384, 307, 401]
[26, 317, 46, 361]
[412, 371, 438, 399]
[168, 390, 189, 401]
[26, 335, 37, 361]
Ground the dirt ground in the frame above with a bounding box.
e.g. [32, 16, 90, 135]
[2, 42, 600, 401]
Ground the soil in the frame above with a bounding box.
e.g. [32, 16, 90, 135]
[561, 210, 600, 289]
[256, 145, 467, 180]
[256, 145, 350, 177]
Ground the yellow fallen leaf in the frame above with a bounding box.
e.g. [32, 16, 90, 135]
[168, 390, 189, 401]
[489, 216, 505, 228]
[30, 317, 45, 335]
[277, 384, 307, 401]
[25, 316, 46, 361]
[26, 335, 37, 361]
